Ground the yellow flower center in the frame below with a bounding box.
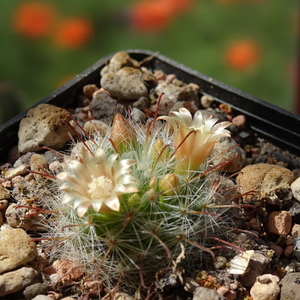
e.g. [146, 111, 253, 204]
[87, 175, 113, 199]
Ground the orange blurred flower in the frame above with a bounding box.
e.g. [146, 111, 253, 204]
[214, 0, 265, 3]
[52, 18, 94, 48]
[214, 0, 240, 3]
[224, 40, 262, 70]
[129, 0, 173, 32]
[12, 1, 56, 39]
[129, 0, 194, 33]
[162, 0, 194, 14]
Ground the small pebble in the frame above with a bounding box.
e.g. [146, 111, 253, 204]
[132, 96, 149, 111]
[211, 136, 246, 173]
[193, 286, 226, 300]
[4, 164, 28, 180]
[250, 274, 280, 300]
[216, 286, 229, 296]
[83, 119, 110, 137]
[232, 115, 246, 130]
[131, 107, 146, 123]
[188, 83, 200, 93]
[11, 175, 24, 185]
[292, 224, 300, 238]
[32, 296, 53, 300]
[23, 283, 49, 300]
[292, 168, 300, 179]
[49, 161, 63, 174]
[280, 272, 300, 300]
[237, 233, 248, 242]
[286, 235, 293, 245]
[1, 180, 11, 188]
[284, 245, 294, 257]
[101, 67, 148, 100]
[153, 70, 166, 81]
[184, 277, 199, 293]
[89, 90, 118, 120]
[269, 244, 283, 257]
[213, 256, 227, 269]
[0, 199, 8, 211]
[166, 74, 176, 83]
[292, 177, 300, 201]
[83, 84, 99, 99]
[200, 95, 214, 108]
[0, 186, 10, 200]
[0, 266, 38, 297]
[249, 217, 261, 230]
[267, 211, 292, 236]
[293, 237, 300, 260]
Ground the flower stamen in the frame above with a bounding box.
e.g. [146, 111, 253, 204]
[87, 176, 114, 199]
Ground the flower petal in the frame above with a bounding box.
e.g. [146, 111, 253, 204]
[77, 203, 90, 218]
[105, 196, 120, 211]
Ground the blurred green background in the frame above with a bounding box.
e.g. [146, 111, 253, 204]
[0, 0, 299, 124]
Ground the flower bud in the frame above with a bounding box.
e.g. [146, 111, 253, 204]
[128, 193, 141, 207]
[159, 173, 180, 196]
[111, 114, 137, 153]
[150, 138, 169, 161]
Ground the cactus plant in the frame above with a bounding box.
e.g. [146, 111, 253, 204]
[39, 108, 238, 294]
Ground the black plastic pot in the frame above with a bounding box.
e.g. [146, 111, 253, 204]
[1, 49, 300, 160]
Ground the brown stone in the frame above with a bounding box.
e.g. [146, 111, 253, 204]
[291, 224, 300, 238]
[18, 104, 74, 153]
[267, 211, 292, 235]
[236, 163, 294, 203]
[0, 228, 37, 274]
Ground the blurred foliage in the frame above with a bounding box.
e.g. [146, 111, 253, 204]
[0, 0, 298, 124]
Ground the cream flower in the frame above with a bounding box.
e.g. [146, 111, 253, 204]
[158, 108, 231, 173]
[57, 147, 138, 217]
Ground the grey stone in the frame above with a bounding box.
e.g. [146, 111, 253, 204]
[5, 202, 44, 231]
[0, 266, 38, 297]
[14, 152, 35, 168]
[155, 81, 199, 103]
[280, 272, 300, 300]
[291, 177, 300, 201]
[23, 283, 49, 300]
[131, 107, 145, 123]
[239, 251, 270, 288]
[101, 67, 148, 100]
[100, 51, 139, 76]
[89, 90, 118, 120]
[293, 237, 300, 260]
[32, 296, 53, 300]
[132, 96, 149, 111]
[193, 286, 226, 300]
[83, 119, 110, 137]
[211, 136, 246, 173]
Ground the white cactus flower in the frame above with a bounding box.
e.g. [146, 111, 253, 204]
[57, 147, 138, 217]
[158, 108, 231, 173]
